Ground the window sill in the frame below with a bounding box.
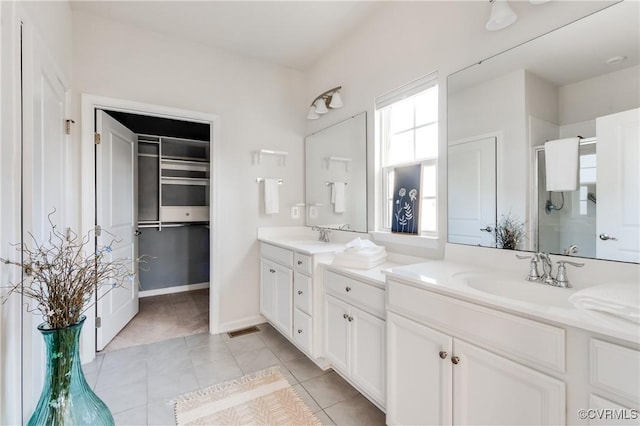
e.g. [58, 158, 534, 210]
[370, 231, 439, 249]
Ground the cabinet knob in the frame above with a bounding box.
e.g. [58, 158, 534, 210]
[343, 313, 349, 319]
[348, 316, 353, 322]
[297, 260, 303, 265]
[269, 269, 276, 273]
[439, 351, 448, 359]
[345, 286, 351, 292]
[297, 290, 303, 295]
[297, 329, 303, 334]
[185, 212, 190, 216]
[451, 356, 460, 365]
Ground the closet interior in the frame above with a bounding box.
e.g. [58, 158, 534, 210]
[105, 111, 211, 295]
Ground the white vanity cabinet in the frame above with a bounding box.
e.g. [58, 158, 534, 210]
[323, 269, 386, 408]
[260, 244, 294, 338]
[386, 278, 566, 426]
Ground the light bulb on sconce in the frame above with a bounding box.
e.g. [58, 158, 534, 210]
[486, 0, 518, 31]
[307, 86, 343, 120]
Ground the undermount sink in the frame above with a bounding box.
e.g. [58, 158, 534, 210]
[460, 274, 574, 308]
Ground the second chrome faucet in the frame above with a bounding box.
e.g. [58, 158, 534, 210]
[517, 252, 584, 288]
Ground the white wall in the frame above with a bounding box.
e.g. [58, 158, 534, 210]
[72, 11, 307, 331]
[0, 1, 73, 423]
[303, 0, 617, 258]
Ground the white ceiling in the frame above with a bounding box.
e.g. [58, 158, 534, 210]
[70, 1, 384, 71]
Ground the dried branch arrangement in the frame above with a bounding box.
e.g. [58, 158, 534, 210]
[495, 213, 526, 250]
[1, 212, 138, 329]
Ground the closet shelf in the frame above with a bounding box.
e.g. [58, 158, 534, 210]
[161, 158, 210, 172]
[161, 176, 209, 186]
[161, 155, 209, 164]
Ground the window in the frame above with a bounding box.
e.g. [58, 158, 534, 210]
[376, 73, 439, 236]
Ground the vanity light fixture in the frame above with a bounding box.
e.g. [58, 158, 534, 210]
[486, 0, 518, 31]
[307, 86, 343, 120]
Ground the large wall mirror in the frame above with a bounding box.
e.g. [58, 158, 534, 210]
[305, 112, 367, 233]
[447, 1, 639, 263]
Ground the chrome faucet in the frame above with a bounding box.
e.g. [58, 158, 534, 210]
[312, 226, 331, 243]
[516, 252, 583, 288]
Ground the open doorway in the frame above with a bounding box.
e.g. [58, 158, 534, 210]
[80, 95, 220, 362]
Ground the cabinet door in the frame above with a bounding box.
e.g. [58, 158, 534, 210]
[453, 339, 565, 425]
[324, 294, 350, 373]
[350, 306, 386, 407]
[387, 312, 453, 426]
[273, 264, 293, 337]
[260, 259, 276, 322]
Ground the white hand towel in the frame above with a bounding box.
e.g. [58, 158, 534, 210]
[545, 137, 579, 192]
[569, 282, 640, 323]
[264, 179, 280, 215]
[332, 182, 346, 213]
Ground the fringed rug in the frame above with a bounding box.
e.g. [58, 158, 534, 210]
[173, 366, 322, 426]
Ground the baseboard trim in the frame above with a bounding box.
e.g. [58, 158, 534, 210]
[218, 315, 265, 334]
[139, 282, 209, 298]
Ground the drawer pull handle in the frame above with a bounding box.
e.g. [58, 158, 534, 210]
[297, 290, 303, 295]
[347, 316, 353, 322]
[298, 329, 303, 334]
[297, 260, 303, 265]
[345, 287, 351, 292]
[343, 313, 348, 319]
[451, 356, 460, 365]
[439, 351, 448, 359]
[186, 212, 190, 216]
[269, 269, 276, 273]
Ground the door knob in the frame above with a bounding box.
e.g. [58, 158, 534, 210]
[599, 233, 618, 241]
[297, 290, 303, 295]
[298, 329, 303, 334]
[269, 269, 275, 273]
[297, 260, 303, 265]
[347, 316, 354, 322]
[345, 287, 352, 292]
[343, 313, 349, 319]
[451, 356, 460, 365]
[439, 351, 448, 359]
[134, 230, 142, 236]
[480, 226, 493, 233]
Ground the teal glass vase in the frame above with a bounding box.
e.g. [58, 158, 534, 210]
[27, 316, 114, 426]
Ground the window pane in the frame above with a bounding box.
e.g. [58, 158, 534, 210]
[415, 124, 438, 160]
[422, 165, 436, 197]
[386, 200, 394, 228]
[387, 171, 395, 199]
[389, 130, 414, 164]
[389, 97, 414, 134]
[415, 86, 438, 126]
[421, 198, 437, 233]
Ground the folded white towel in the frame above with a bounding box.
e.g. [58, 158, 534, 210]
[345, 238, 379, 250]
[331, 256, 386, 270]
[569, 282, 640, 323]
[264, 179, 280, 215]
[545, 137, 579, 192]
[332, 182, 346, 213]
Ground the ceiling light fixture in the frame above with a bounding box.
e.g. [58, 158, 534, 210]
[486, 0, 518, 31]
[307, 86, 343, 120]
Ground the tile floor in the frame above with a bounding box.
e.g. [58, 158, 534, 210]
[85, 322, 385, 426]
[104, 289, 210, 351]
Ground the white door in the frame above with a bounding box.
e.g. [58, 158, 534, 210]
[350, 306, 385, 406]
[324, 294, 350, 373]
[260, 259, 277, 322]
[95, 110, 138, 350]
[386, 312, 453, 426]
[596, 108, 640, 262]
[452, 339, 565, 425]
[448, 137, 497, 247]
[273, 264, 293, 337]
[21, 24, 69, 415]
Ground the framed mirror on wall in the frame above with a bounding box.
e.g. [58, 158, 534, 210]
[305, 112, 367, 233]
[447, 1, 639, 263]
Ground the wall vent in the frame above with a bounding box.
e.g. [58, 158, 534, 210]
[227, 326, 260, 338]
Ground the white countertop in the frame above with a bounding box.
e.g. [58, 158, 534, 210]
[385, 260, 640, 345]
[259, 237, 346, 255]
[323, 261, 403, 289]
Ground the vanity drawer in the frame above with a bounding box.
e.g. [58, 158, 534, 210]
[387, 279, 565, 373]
[261, 243, 293, 268]
[324, 270, 385, 318]
[293, 308, 313, 354]
[294, 272, 312, 315]
[590, 339, 640, 403]
[294, 252, 312, 275]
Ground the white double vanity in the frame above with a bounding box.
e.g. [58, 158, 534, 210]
[257, 228, 639, 425]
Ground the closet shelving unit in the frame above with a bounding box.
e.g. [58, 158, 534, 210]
[138, 134, 210, 230]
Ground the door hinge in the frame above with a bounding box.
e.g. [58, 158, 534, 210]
[94, 133, 101, 145]
[95, 317, 102, 328]
[65, 119, 75, 135]
[95, 225, 102, 236]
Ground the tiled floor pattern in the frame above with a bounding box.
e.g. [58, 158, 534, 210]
[104, 289, 209, 352]
[85, 322, 385, 425]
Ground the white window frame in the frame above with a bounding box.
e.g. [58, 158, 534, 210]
[375, 72, 439, 237]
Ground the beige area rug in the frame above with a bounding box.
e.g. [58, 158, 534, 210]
[173, 367, 321, 426]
